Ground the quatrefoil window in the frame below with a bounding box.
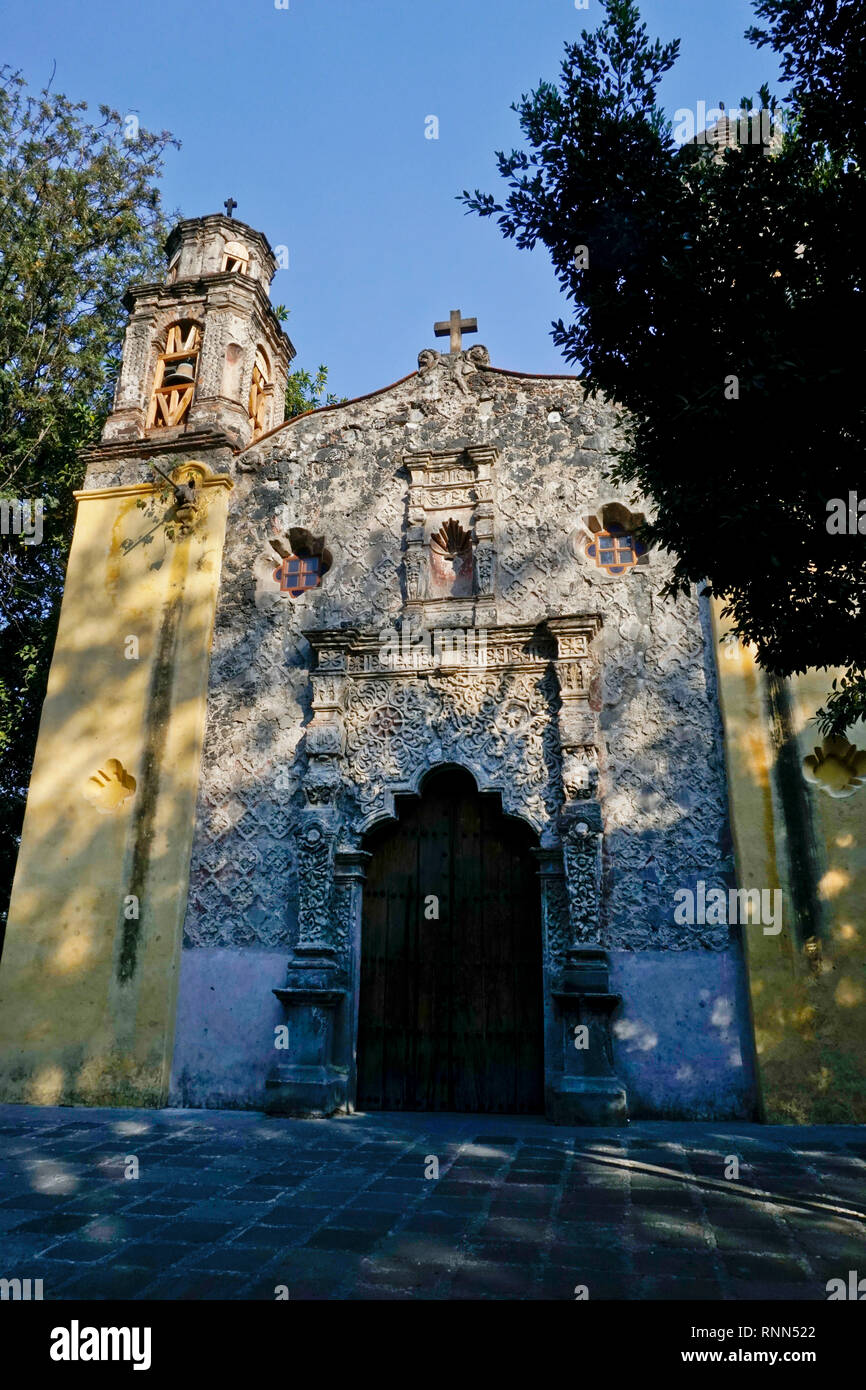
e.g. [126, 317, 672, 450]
[269, 527, 332, 598]
[586, 523, 647, 575]
[273, 554, 321, 596]
[584, 504, 649, 576]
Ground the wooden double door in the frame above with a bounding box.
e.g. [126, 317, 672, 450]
[357, 767, 544, 1113]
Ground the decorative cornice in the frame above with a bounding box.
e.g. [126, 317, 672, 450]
[165, 213, 277, 265]
[73, 461, 234, 503]
[401, 444, 499, 471]
[81, 428, 235, 465]
[302, 618, 602, 679]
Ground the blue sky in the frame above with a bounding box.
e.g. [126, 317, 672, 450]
[6, 0, 781, 399]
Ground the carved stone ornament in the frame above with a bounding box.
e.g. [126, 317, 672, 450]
[560, 810, 604, 947]
[303, 619, 602, 851]
[402, 445, 498, 623]
[431, 517, 471, 560]
[802, 735, 866, 799]
[268, 615, 621, 1124]
[417, 343, 491, 395]
[295, 818, 337, 951]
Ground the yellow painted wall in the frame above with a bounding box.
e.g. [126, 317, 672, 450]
[0, 463, 232, 1107]
[712, 602, 866, 1122]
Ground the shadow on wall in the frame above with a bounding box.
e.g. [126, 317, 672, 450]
[712, 617, 866, 1124]
[0, 480, 231, 1109]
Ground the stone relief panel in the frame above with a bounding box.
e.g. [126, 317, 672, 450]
[401, 444, 497, 622]
[183, 616, 305, 949]
[341, 664, 564, 837]
[295, 819, 338, 951]
[537, 858, 573, 958]
[180, 362, 732, 955]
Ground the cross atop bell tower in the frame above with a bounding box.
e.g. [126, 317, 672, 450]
[434, 309, 478, 354]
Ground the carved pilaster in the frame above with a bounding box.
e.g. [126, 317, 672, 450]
[534, 847, 570, 957]
[334, 850, 370, 957]
[560, 811, 604, 947]
[102, 306, 161, 440]
[404, 544, 426, 600]
[292, 637, 351, 957]
[548, 616, 604, 945]
[544, 616, 627, 1122]
[295, 818, 339, 952]
[307, 670, 346, 766]
[471, 446, 496, 603]
[534, 846, 626, 1124]
[265, 848, 370, 1117]
[293, 646, 347, 953]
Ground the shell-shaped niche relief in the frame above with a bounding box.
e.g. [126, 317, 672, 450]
[429, 517, 473, 597]
[82, 759, 137, 814]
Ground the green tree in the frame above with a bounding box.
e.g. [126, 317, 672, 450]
[283, 362, 343, 419]
[748, 0, 866, 167]
[462, 0, 866, 734]
[0, 67, 177, 939]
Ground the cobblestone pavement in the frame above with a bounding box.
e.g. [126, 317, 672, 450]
[1, 1105, 864, 1301]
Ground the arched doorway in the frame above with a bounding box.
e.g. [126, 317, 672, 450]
[356, 766, 544, 1113]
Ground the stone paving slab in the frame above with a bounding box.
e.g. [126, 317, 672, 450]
[0, 1105, 864, 1301]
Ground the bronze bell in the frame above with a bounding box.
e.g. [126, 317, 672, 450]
[163, 358, 196, 387]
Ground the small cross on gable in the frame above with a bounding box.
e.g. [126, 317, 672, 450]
[434, 309, 478, 354]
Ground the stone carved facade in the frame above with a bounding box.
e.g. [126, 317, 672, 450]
[162, 334, 743, 1121]
[402, 444, 496, 621]
[81, 219, 747, 1119]
[12, 193, 758, 1126]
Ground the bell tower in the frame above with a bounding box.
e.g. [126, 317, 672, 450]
[101, 212, 294, 450]
[0, 208, 295, 1110]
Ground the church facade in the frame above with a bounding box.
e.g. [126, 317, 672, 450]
[0, 211, 790, 1123]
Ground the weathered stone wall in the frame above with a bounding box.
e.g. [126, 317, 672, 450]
[168, 352, 754, 1117]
